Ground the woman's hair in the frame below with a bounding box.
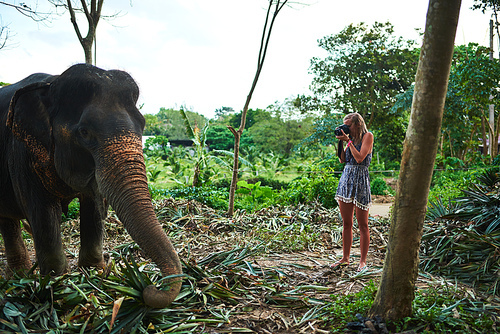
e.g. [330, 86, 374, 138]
[344, 113, 368, 141]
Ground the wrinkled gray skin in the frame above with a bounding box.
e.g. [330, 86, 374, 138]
[0, 64, 182, 308]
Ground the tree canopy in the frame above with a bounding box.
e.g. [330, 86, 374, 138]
[299, 22, 419, 165]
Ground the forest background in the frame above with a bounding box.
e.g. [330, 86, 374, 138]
[141, 20, 500, 196]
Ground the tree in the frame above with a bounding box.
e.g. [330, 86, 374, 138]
[248, 113, 314, 156]
[393, 43, 500, 161]
[49, 0, 105, 64]
[206, 125, 242, 151]
[448, 44, 500, 159]
[0, 1, 53, 50]
[143, 107, 208, 139]
[143, 114, 163, 136]
[227, 0, 288, 216]
[214, 106, 235, 120]
[369, 0, 461, 320]
[309, 22, 419, 126]
[306, 22, 419, 164]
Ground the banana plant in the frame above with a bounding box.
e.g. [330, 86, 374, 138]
[180, 109, 252, 186]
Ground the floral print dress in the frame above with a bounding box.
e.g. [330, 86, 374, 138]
[335, 138, 372, 211]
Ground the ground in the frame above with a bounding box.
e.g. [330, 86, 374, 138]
[1, 196, 439, 333]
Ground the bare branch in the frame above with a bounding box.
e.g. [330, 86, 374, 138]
[0, 0, 54, 22]
[0, 23, 9, 50]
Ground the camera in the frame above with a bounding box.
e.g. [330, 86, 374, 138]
[334, 124, 350, 136]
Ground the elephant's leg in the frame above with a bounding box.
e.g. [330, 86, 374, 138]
[0, 218, 31, 273]
[28, 203, 67, 275]
[78, 195, 106, 268]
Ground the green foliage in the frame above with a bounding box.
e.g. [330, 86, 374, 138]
[471, 0, 500, 12]
[280, 169, 340, 209]
[370, 177, 389, 196]
[62, 199, 80, 221]
[323, 280, 496, 333]
[143, 114, 163, 135]
[304, 20, 419, 163]
[245, 177, 289, 190]
[435, 168, 500, 233]
[143, 135, 170, 159]
[308, 21, 418, 123]
[143, 107, 208, 140]
[226, 108, 268, 130]
[298, 114, 344, 148]
[322, 280, 377, 332]
[205, 124, 235, 151]
[428, 167, 479, 204]
[395, 43, 500, 161]
[150, 185, 229, 211]
[235, 180, 275, 211]
[393, 285, 497, 333]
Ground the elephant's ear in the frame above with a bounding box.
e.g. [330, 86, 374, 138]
[7, 82, 73, 198]
[7, 82, 52, 156]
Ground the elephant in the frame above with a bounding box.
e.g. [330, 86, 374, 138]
[0, 63, 182, 308]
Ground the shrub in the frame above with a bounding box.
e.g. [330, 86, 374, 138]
[322, 280, 377, 332]
[245, 177, 289, 190]
[370, 178, 389, 196]
[428, 168, 478, 203]
[280, 169, 339, 208]
[62, 199, 80, 221]
[149, 184, 229, 211]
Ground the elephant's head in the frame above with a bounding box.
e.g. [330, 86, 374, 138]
[7, 64, 182, 308]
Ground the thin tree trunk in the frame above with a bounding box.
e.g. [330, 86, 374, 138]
[369, 0, 461, 320]
[66, 0, 103, 65]
[227, 0, 288, 216]
[482, 116, 488, 155]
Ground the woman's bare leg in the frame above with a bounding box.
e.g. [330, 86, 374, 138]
[356, 205, 370, 270]
[338, 200, 355, 264]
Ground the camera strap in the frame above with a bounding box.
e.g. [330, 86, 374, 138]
[337, 140, 343, 160]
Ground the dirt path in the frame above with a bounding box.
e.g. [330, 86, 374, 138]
[370, 195, 393, 218]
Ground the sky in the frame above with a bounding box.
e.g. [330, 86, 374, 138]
[0, 0, 494, 119]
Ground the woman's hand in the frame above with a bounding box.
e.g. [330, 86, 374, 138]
[335, 130, 350, 142]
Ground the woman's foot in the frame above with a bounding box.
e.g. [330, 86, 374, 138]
[330, 260, 349, 269]
[357, 263, 368, 272]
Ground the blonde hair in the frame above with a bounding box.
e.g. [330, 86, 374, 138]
[344, 113, 368, 141]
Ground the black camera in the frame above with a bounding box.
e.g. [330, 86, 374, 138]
[334, 124, 350, 136]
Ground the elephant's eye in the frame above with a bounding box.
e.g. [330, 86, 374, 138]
[79, 127, 89, 138]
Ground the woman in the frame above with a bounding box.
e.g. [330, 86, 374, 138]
[333, 113, 373, 272]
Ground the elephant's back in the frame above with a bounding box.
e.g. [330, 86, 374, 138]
[0, 73, 55, 117]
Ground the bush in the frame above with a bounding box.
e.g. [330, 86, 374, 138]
[245, 177, 289, 190]
[279, 169, 339, 208]
[370, 178, 389, 196]
[428, 168, 478, 203]
[62, 199, 80, 221]
[322, 280, 377, 332]
[149, 184, 229, 211]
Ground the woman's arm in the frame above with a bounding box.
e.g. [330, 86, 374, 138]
[348, 132, 374, 163]
[339, 141, 347, 163]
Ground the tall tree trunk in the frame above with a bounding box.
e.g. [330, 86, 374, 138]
[368, 0, 461, 320]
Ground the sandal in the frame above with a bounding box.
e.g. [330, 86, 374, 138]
[357, 264, 369, 272]
[330, 261, 349, 269]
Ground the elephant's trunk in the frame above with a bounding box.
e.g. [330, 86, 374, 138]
[95, 131, 182, 308]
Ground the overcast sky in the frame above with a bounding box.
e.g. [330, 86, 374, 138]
[0, 0, 493, 119]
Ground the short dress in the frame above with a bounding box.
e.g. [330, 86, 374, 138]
[335, 138, 372, 211]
